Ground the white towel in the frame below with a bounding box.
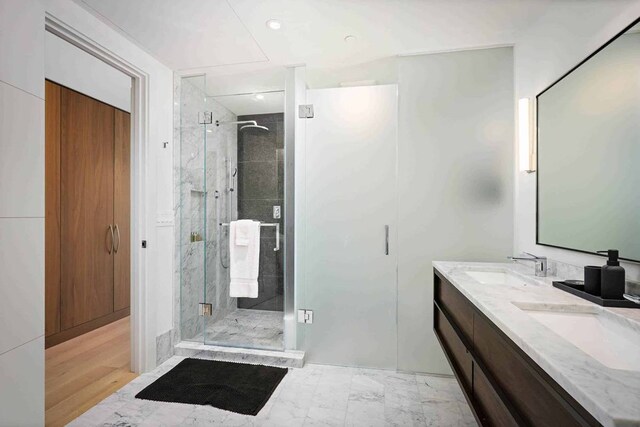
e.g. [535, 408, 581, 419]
[229, 220, 260, 298]
[235, 219, 251, 246]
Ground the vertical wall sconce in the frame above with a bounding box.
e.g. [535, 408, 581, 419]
[518, 98, 536, 173]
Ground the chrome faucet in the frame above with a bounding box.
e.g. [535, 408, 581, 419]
[508, 252, 547, 277]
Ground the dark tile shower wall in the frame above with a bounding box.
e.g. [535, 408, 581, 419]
[236, 113, 284, 311]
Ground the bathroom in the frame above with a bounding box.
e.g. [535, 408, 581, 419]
[0, 1, 639, 426]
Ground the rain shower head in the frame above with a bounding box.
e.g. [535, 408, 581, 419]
[240, 124, 269, 132]
[215, 119, 269, 132]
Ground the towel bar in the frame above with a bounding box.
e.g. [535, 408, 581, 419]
[219, 222, 280, 251]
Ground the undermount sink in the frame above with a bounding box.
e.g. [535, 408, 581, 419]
[516, 303, 640, 372]
[465, 270, 533, 287]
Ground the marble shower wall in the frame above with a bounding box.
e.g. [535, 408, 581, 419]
[174, 75, 237, 343]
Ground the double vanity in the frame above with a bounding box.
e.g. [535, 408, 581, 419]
[433, 261, 640, 427]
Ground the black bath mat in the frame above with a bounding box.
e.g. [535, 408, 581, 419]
[135, 358, 288, 416]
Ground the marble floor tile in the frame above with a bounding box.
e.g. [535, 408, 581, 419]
[100, 399, 159, 426]
[139, 402, 196, 426]
[385, 387, 423, 416]
[349, 373, 385, 403]
[66, 398, 127, 427]
[304, 406, 348, 426]
[417, 374, 465, 405]
[312, 384, 351, 411]
[422, 399, 465, 427]
[345, 401, 386, 426]
[70, 357, 477, 427]
[182, 404, 230, 425]
[263, 400, 311, 426]
[278, 382, 319, 407]
[385, 406, 427, 426]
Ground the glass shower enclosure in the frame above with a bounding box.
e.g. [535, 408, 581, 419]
[178, 74, 287, 351]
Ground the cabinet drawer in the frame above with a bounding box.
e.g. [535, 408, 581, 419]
[473, 365, 518, 427]
[473, 312, 589, 427]
[434, 305, 473, 393]
[434, 272, 473, 343]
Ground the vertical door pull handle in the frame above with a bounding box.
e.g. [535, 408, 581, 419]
[114, 224, 121, 254]
[385, 225, 390, 255]
[107, 225, 114, 254]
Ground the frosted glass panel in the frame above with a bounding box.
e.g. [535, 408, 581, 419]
[303, 85, 398, 369]
[396, 48, 514, 373]
[538, 29, 640, 261]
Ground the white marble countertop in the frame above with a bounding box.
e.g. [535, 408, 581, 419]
[432, 261, 640, 427]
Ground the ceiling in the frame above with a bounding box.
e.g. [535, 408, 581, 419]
[76, 0, 555, 74]
[74, 0, 266, 70]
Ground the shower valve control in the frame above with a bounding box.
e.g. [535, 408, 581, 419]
[298, 309, 313, 324]
[273, 205, 281, 219]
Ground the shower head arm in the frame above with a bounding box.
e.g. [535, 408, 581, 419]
[215, 120, 258, 127]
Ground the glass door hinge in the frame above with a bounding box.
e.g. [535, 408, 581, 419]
[298, 105, 314, 119]
[297, 309, 313, 324]
[198, 111, 213, 124]
[199, 303, 213, 316]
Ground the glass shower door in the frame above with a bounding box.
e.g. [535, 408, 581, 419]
[179, 75, 287, 351]
[203, 97, 285, 351]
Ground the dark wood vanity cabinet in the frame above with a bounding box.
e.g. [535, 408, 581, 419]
[433, 269, 601, 427]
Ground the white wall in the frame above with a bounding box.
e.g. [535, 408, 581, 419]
[0, 0, 45, 424]
[0, 0, 174, 420]
[397, 47, 515, 374]
[45, 31, 132, 111]
[514, 1, 640, 281]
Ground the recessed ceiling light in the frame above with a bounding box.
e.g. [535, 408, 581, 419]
[344, 35, 357, 43]
[266, 19, 282, 30]
[255, 94, 265, 100]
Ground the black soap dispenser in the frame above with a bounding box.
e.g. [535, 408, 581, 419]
[597, 249, 625, 299]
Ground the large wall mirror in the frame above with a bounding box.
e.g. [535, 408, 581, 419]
[537, 17, 640, 262]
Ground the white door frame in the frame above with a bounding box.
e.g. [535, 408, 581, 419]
[44, 13, 155, 373]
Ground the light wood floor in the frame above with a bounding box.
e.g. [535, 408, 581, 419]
[45, 316, 137, 427]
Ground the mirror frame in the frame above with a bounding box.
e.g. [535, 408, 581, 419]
[535, 16, 640, 263]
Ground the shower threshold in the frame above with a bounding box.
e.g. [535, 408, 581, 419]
[174, 341, 305, 368]
[176, 309, 303, 368]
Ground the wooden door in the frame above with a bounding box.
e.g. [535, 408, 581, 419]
[113, 109, 130, 311]
[60, 88, 115, 329]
